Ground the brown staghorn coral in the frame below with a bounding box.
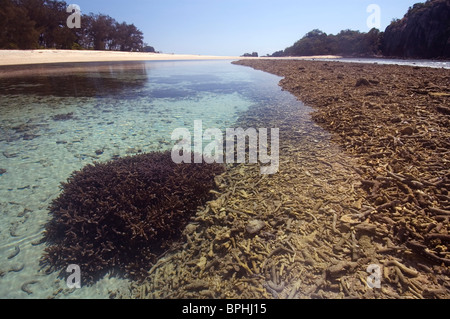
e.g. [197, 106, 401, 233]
[41, 151, 224, 284]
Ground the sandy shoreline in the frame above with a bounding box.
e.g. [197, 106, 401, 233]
[0, 50, 243, 66]
[0, 50, 343, 67]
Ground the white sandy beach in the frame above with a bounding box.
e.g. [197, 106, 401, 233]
[0, 50, 343, 66]
[0, 50, 243, 66]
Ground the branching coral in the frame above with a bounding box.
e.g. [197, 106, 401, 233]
[41, 151, 224, 284]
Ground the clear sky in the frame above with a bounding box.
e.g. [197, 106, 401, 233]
[72, 0, 421, 56]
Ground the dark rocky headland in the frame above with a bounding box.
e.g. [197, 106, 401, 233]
[273, 0, 450, 59]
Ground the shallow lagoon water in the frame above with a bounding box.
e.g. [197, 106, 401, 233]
[0, 60, 313, 298]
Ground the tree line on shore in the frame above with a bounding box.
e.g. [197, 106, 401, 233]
[271, 28, 383, 58]
[0, 0, 154, 52]
[272, 0, 449, 59]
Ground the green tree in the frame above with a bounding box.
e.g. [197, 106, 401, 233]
[284, 29, 331, 56]
[142, 44, 155, 53]
[42, 0, 77, 49]
[364, 28, 383, 55]
[335, 29, 364, 55]
[0, 0, 40, 49]
[278, 28, 383, 57]
[113, 22, 143, 51]
[88, 14, 116, 50]
[0, 0, 150, 51]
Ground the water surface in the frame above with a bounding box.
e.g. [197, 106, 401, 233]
[0, 60, 312, 298]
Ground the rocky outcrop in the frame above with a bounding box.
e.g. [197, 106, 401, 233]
[382, 0, 450, 59]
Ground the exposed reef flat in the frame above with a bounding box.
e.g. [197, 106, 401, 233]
[233, 60, 450, 260]
[128, 60, 449, 299]
[235, 60, 450, 297]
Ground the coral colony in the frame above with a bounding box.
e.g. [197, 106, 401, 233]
[41, 151, 224, 284]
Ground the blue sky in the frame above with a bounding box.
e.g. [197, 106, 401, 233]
[72, 0, 421, 56]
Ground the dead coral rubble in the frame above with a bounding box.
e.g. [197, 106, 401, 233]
[127, 61, 449, 299]
[233, 59, 450, 297]
[41, 151, 224, 284]
[130, 100, 381, 299]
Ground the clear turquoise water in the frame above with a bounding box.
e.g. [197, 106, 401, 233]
[0, 60, 308, 298]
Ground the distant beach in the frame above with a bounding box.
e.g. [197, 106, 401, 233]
[0, 50, 244, 67]
[0, 50, 345, 68]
